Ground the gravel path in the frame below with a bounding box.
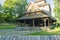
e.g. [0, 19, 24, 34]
[0, 27, 41, 36]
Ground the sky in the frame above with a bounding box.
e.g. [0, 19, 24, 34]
[0, 0, 55, 16]
[0, 0, 5, 5]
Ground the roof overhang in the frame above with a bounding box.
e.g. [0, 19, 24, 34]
[17, 10, 57, 22]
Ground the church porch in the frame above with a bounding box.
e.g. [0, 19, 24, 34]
[17, 17, 53, 28]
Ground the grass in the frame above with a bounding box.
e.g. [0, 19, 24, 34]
[0, 25, 16, 29]
[27, 31, 60, 35]
[27, 27, 60, 35]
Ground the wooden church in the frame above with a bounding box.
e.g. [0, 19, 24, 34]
[17, 0, 56, 27]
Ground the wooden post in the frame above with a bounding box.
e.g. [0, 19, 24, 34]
[44, 20, 47, 30]
[33, 19, 35, 27]
[42, 18, 48, 30]
[48, 19, 49, 27]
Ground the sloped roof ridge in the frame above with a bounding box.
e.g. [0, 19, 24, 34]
[26, 2, 41, 13]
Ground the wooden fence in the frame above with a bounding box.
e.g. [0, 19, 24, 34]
[0, 35, 60, 40]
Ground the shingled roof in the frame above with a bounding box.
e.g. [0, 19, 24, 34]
[18, 10, 56, 21]
[17, 0, 56, 22]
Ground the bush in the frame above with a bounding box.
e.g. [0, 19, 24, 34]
[50, 25, 56, 29]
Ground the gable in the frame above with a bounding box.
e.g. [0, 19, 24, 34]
[39, 4, 50, 11]
[26, 0, 51, 16]
[26, 2, 40, 13]
[39, 4, 51, 15]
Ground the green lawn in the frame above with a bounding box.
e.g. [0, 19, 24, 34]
[27, 31, 60, 35]
[0, 25, 16, 29]
[27, 27, 60, 35]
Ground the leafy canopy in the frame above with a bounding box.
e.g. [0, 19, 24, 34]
[54, 0, 60, 23]
[0, 0, 27, 22]
[54, 0, 60, 19]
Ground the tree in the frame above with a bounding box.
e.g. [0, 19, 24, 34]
[54, 0, 60, 23]
[3, 0, 27, 22]
[54, 0, 60, 20]
[0, 4, 5, 23]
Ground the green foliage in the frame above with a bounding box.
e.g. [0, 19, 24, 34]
[0, 0, 27, 23]
[0, 25, 16, 29]
[0, 5, 5, 22]
[50, 25, 56, 29]
[54, 0, 60, 20]
[27, 30, 60, 35]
